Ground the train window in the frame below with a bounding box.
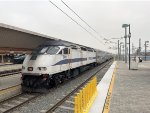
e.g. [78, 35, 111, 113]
[58, 50, 62, 54]
[63, 48, 69, 54]
[88, 49, 93, 52]
[40, 47, 48, 53]
[72, 47, 77, 49]
[72, 46, 77, 49]
[81, 47, 87, 51]
[32, 46, 49, 54]
[47, 46, 60, 54]
[68, 49, 70, 54]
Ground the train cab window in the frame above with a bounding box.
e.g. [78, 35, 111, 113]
[63, 48, 69, 54]
[72, 47, 77, 49]
[88, 49, 93, 52]
[40, 47, 49, 53]
[68, 49, 70, 54]
[32, 46, 60, 55]
[81, 47, 87, 51]
[46, 46, 60, 54]
[58, 50, 62, 54]
[32, 46, 49, 54]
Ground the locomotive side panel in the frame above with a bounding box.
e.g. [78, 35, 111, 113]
[70, 48, 82, 69]
[81, 50, 87, 66]
[87, 50, 96, 64]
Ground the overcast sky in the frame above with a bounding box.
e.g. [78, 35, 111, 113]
[0, 0, 150, 53]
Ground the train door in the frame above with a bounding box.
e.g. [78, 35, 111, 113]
[60, 48, 71, 71]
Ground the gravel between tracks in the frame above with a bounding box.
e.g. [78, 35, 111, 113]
[9, 62, 112, 113]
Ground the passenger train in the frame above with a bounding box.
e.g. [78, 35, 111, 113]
[21, 40, 112, 91]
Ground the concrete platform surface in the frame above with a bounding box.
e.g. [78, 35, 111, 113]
[0, 74, 21, 90]
[109, 61, 150, 113]
[0, 64, 22, 72]
[89, 61, 117, 113]
[0, 63, 12, 66]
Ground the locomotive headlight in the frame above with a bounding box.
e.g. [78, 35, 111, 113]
[38, 67, 47, 71]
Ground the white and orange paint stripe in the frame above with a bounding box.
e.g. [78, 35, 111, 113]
[89, 61, 117, 113]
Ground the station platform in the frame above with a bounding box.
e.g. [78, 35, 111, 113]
[0, 64, 22, 72]
[0, 64, 22, 102]
[89, 61, 150, 113]
[0, 63, 13, 66]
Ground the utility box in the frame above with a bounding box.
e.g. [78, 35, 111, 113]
[131, 56, 138, 70]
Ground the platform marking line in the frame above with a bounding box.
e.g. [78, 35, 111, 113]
[0, 73, 21, 78]
[102, 63, 117, 113]
[0, 85, 21, 95]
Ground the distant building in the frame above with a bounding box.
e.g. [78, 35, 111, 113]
[140, 50, 150, 56]
[139, 50, 150, 60]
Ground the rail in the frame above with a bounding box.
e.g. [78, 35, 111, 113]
[0, 93, 41, 113]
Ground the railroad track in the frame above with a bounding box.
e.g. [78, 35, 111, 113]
[0, 84, 21, 93]
[0, 93, 41, 113]
[45, 60, 112, 113]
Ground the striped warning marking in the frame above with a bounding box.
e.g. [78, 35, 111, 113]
[103, 64, 117, 113]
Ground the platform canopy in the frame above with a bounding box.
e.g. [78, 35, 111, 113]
[0, 23, 57, 54]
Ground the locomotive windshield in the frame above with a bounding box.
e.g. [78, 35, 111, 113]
[32, 46, 60, 55]
[47, 46, 60, 54]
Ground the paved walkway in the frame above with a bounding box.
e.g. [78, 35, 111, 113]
[0, 64, 22, 72]
[89, 61, 117, 113]
[109, 61, 150, 113]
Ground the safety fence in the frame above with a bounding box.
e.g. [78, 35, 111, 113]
[74, 76, 98, 113]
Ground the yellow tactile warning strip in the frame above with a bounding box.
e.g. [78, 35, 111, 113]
[0, 84, 21, 95]
[102, 63, 117, 113]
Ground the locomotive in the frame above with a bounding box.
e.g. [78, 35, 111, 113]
[21, 40, 112, 92]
